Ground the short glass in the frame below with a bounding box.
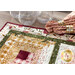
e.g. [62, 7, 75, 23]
[10, 11, 19, 18]
[18, 11, 40, 25]
[37, 11, 53, 24]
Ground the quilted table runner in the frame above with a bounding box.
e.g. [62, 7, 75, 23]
[0, 22, 75, 64]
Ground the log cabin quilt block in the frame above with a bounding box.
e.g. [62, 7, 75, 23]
[0, 30, 56, 64]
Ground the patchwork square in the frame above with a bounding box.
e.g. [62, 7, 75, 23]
[16, 50, 30, 60]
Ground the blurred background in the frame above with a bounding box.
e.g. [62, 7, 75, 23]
[0, 11, 71, 29]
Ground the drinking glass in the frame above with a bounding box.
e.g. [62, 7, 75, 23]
[10, 11, 19, 18]
[18, 11, 40, 25]
[37, 11, 58, 24]
[37, 11, 51, 24]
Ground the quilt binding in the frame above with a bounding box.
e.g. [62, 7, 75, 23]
[0, 22, 46, 31]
